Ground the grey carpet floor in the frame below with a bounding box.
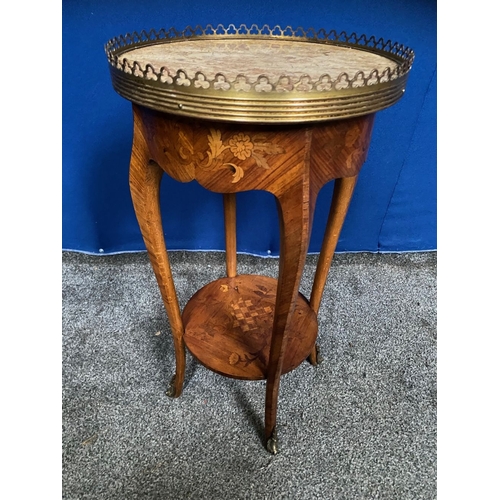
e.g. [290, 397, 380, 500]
[62, 250, 436, 500]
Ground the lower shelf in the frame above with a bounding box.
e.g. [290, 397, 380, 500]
[182, 274, 318, 380]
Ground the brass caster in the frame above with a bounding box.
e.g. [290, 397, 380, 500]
[308, 345, 324, 366]
[266, 429, 278, 455]
[165, 375, 177, 398]
[316, 346, 324, 365]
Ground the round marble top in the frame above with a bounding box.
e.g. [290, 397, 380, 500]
[119, 39, 398, 83]
[106, 26, 414, 123]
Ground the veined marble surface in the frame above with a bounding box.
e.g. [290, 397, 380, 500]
[120, 39, 397, 82]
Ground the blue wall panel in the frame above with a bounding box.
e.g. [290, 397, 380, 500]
[62, 0, 437, 255]
[379, 68, 437, 251]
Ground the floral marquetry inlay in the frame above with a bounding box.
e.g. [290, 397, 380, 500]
[206, 130, 285, 182]
[163, 126, 286, 183]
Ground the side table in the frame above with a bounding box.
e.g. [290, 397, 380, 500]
[105, 25, 414, 453]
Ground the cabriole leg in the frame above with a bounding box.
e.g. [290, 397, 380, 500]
[308, 175, 358, 365]
[129, 113, 186, 398]
[265, 182, 316, 453]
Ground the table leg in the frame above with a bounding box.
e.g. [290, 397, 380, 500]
[223, 193, 237, 278]
[308, 175, 358, 365]
[265, 182, 316, 453]
[129, 124, 186, 398]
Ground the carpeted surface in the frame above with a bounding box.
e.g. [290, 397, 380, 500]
[62, 251, 436, 499]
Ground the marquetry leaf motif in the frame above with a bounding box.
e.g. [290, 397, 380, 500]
[345, 127, 360, 148]
[345, 149, 364, 169]
[228, 351, 263, 367]
[225, 164, 244, 183]
[242, 353, 261, 367]
[207, 128, 228, 165]
[178, 131, 194, 160]
[253, 142, 285, 154]
[251, 152, 270, 170]
[190, 326, 215, 341]
[228, 352, 240, 365]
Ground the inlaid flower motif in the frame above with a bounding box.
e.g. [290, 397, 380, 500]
[229, 133, 254, 160]
[201, 129, 286, 183]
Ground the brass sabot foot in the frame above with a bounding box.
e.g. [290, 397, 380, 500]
[266, 428, 278, 455]
[165, 375, 177, 398]
[316, 345, 324, 365]
[308, 345, 324, 366]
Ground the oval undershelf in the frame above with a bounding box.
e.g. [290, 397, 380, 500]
[182, 274, 318, 380]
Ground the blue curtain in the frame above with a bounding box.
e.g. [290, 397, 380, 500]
[63, 0, 436, 255]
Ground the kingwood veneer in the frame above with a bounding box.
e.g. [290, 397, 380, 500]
[106, 25, 414, 453]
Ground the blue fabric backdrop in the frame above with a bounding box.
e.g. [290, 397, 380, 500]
[62, 0, 436, 256]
